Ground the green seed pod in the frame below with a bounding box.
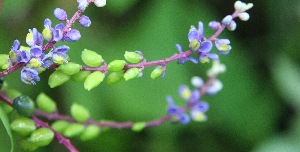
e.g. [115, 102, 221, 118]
[30, 128, 54, 147]
[84, 71, 105, 91]
[10, 117, 36, 136]
[20, 138, 39, 152]
[106, 71, 123, 85]
[63, 123, 84, 138]
[48, 70, 70, 88]
[107, 60, 126, 72]
[81, 49, 103, 67]
[123, 68, 140, 81]
[150, 67, 164, 79]
[51, 120, 70, 134]
[0, 54, 9, 70]
[58, 62, 81, 75]
[13, 95, 35, 117]
[71, 71, 91, 82]
[124, 51, 142, 63]
[36, 93, 57, 113]
[80, 125, 100, 141]
[132, 122, 146, 132]
[71, 103, 90, 122]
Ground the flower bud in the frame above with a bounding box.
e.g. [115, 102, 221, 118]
[221, 15, 233, 26]
[80, 125, 100, 141]
[206, 79, 223, 95]
[227, 21, 237, 31]
[65, 29, 81, 42]
[208, 21, 221, 30]
[36, 93, 57, 113]
[63, 123, 85, 138]
[107, 60, 126, 72]
[81, 49, 103, 67]
[54, 8, 67, 21]
[48, 70, 70, 88]
[191, 76, 204, 88]
[132, 122, 146, 132]
[106, 71, 123, 85]
[150, 67, 164, 79]
[51, 120, 70, 134]
[124, 51, 142, 63]
[71, 71, 91, 82]
[30, 128, 54, 147]
[124, 68, 140, 81]
[78, 15, 91, 27]
[71, 103, 90, 122]
[58, 62, 81, 75]
[94, 0, 106, 7]
[238, 12, 250, 21]
[13, 95, 35, 117]
[84, 71, 105, 91]
[11, 117, 36, 136]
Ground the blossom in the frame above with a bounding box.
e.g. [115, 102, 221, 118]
[166, 96, 190, 124]
[42, 19, 63, 42]
[197, 41, 219, 63]
[21, 68, 40, 85]
[176, 44, 198, 64]
[64, 29, 81, 42]
[215, 39, 231, 55]
[78, 15, 91, 27]
[178, 85, 200, 103]
[188, 22, 204, 51]
[26, 28, 43, 46]
[9, 40, 30, 64]
[50, 45, 70, 64]
[190, 102, 209, 122]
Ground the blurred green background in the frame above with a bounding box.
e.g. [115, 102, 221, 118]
[1, 0, 300, 151]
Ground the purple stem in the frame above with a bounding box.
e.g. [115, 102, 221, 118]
[32, 116, 79, 152]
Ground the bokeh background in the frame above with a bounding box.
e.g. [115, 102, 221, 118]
[1, 0, 300, 151]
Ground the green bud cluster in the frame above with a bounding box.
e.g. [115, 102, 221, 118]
[84, 71, 105, 91]
[48, 70, 70, 88]
[81, 49, 104, 67]
[108, 60, 126, 72]
[124, 68, 140, 81]
[151, 67, 164, 79]
[124, 51, 142, 63]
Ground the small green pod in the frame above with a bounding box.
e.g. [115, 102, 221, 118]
[51, 120, 70, 134]
[84, 71, 105, 91]
[58, 62, 81, 75]
[48, 70, 70, 88]
[71, 103, 90, 122]
[71, 71, 91, 82]
[81, 49, 103, 67]
[20, 139, 39, 152]
[123, 68, 140, 81]
[13, 95, 35, 117]
[124, 51, 142, 63]
[107, 60, 126, 72]
[63, 123, 85, 138]
[36, 93, 57, 113]
[131, 122, 146, 132]
[80, 125, 100, 141]
[106, 71, 123, 85]
[0, 54, 9, 70]
[30, 128, 54, 147]
[10, 117, 36, 136]
[150, 68, 164, 79]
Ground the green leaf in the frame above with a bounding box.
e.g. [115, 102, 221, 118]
[0, 106, 14, 152]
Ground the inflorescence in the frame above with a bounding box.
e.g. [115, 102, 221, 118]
[0, 1, 253, 151]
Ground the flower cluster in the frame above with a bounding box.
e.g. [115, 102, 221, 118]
[77, 0, 106, 11]
[7, 7, 93, 85]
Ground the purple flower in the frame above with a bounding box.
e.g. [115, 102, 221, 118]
[190, 102, 209, 122]
[215, 39, 231, 55]
[178, 85, 200, 103]
[64, 29, 81, 42]
[26, 28, 43, 46]
[176, 44, 198, 64]
[54, 8, 68, 21]
[27, 46, 50, 68]
[21, 68, 40, 85]
[166, 96, 190, 125]
[222, 15, 233, 26]
[78, 15, 91, 27]
[188, 22, 205, 51]
[50, 45, 70, 64]
[9, 40, 30, 63]
[42, 18, 63, 42]
[209, 21, 221, 30]
[197, 41, 219, 63]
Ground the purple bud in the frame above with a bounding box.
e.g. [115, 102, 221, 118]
[208, 21, 221, 30]
[54, 8, 68, 21]
[64, 29, 81, 42]
[222, 15, 233, 26]
[78, 15, 91, 27]
[78, 0, 88, 11]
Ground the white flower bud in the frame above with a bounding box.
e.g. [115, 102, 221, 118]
[234, 1, 245, 11]
[238, 12, 250, 21]
[191, 76, 204, 88]
[228, 21, 237, 31]
[94, 0, 106, 7]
